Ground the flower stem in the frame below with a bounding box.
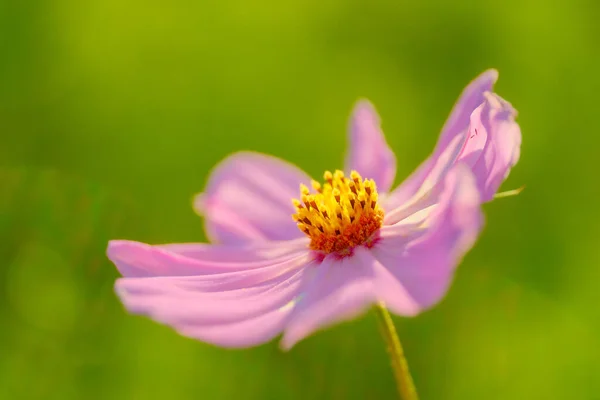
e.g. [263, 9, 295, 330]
[374, 303, 419, 400]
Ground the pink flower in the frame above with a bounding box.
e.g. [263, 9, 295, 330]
[107, 69, 521, 349]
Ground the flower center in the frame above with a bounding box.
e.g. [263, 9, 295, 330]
[292, 170, 384, 255]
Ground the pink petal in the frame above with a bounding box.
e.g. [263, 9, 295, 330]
[383, 70, 496, 206]
[345, 100, 397, 193]
[156, 237, 309, 262]
[115, 267, 305, 324]
[383, 133, 468, 225]
[373, 165, 483, 311]
[383, 70, 496, 208]
[180, 306, 294, 348]
[280, 255, 375, 350]
[111, 241, 317, 348]
[107, 239, 309, 277]
[113, 251, 312, 292]
[384, 70, 520, 208]
[468, 93, 521, 200]
[380, 157, 434, 211]
[116, 266, 309, 348]
[352, 247, 421, 316]
[435, 69, 498, 154]
[193, 152, 313, 244]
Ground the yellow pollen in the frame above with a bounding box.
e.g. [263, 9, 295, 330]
[292, 170, 384, 255]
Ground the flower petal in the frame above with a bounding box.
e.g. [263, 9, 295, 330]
[180, 306, 294, 348]
[107, 239, 309, 277]
[373, 164, 483, 311]
[280, 254, 376, 350]
[194, 152, 313, 244]
[115, 262, 312, 348]
[113, 251, 311, 292]
[384, 70, 520, 207]
[352, 247, 421, 316]
[468, 93, 522, 200]
[115, 267, 304, 323]
[110, 239, 316, 348]
[435, 69, 498, 154]
[156, 238, 309, 262]
[383, 70, 496, 209]
[345, 100, 396, 193]
[380, 157, 433, 212]
[382, 133, 467, 225]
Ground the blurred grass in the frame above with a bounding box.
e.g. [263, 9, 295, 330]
[1, 0, 599, 399]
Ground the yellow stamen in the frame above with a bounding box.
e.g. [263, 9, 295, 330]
[311, 180, 322, 193]
[292, 170, 384, 255]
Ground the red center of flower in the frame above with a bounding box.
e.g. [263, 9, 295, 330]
[292, 170, 384, 255]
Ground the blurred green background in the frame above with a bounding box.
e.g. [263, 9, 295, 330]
[1, 0, 599, 399]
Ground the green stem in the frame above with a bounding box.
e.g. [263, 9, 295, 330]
[374, 303, 419, 400]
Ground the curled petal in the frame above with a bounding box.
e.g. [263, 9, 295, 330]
[373, 165, 483, 312]
[468, 93, 521, 200]
[384, 70, 520, 208]
[383, 70, 497, 207]
[436, 69, 498, 154]
[194, 152, 312, 244]
[280, 254, 375, 350]
[345, 100, 396, 193]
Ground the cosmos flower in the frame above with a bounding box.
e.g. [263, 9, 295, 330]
[107, 69, 521, 349]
